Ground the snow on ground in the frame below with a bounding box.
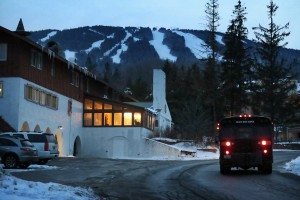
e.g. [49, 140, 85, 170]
[150, 30, 177, 62]
[40, 31, 58, 42]
[0, 165, 100, 200]
[0, 142, 299, 200]
[284, 156, 300, 176]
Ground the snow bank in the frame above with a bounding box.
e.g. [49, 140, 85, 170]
[284, 156, 300, 176]
[0, 165, 100, 200]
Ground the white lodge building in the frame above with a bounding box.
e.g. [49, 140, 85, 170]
[0, 23, 174, 159]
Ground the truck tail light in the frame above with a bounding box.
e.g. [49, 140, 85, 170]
[221, 141, 232, 147]
[259, 140, 271, 146]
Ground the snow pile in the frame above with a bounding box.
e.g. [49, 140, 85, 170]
[284, 156, 300, 176]
[0, 165, 100, 200]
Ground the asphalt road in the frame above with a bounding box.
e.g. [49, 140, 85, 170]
[12, 151, 300, 200]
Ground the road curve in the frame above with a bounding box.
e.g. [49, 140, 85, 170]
[11, 151, 300, 200]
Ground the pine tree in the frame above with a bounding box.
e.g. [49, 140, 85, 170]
[252, 0, 296, 123]
[202, 0, 221, 134]
[204, 0, 220, 60]
[220, 0, 250, 115]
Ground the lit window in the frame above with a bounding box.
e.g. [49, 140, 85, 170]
[104, 103, 112, 110]
[114, 113, 122, 126]
[84, 113, 92, 126]
[94, 113, 102, 126]
[104, 113, 112, 126]
[0, 43, 7, 61]
[84, 99, 93, 110]
[134, 112, 141, 126]
[0, 81, 3, 97]
[94, 101, 102, 110]
[124, 112, 132, 126]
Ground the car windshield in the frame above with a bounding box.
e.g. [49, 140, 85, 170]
[21, 139, 34, 147]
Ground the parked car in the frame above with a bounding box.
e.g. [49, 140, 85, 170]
[0, 135, 38, 168]
[0, 132, 59, 164]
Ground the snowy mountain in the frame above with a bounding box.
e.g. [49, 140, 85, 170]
[27, 25, 300, 81]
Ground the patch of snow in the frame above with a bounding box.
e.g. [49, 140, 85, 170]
[0, 165, 100, 200]
[107, 33, 114, 39]
[173, 30, 208, 59]
[107, 31, 132, 64]
[216, 34, 225, 45]
[64, 49, 77, 62]
[40, 31, 57, 42]
[88, 28, 105, 36]
[150, 30, 177, 62]
[85, 40, 104, 53]
[284, 156, 300, 176]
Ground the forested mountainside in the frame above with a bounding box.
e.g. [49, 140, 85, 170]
[28, 25, 300, 89]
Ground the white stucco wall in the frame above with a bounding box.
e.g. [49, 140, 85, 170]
[0, 77, 83, 156]
[81, 127, 153, 158]
[153, 69, 172, 132]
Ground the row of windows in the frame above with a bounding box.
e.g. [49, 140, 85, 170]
[24, 84, 58, 110]
[83, 98, 155, 129]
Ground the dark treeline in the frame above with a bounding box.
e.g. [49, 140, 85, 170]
[90, 0, 300, 140]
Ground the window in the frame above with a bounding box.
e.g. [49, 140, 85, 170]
[68, 99, 72, 116]
[94, 101, 102, 110]
[0, 43, 7, 61]
[114, 113, 122, 126]
[71, 70, 79, 87]
[84, 113, 92, 126]
[104, 113, 112, 126]
[82, 98, 154, 129]
[134, 112, 141, 126]
[94, 113, 102, 126]
[0, 81, 3, 97]
[31, 49, 42, 69]
[24, 84, 58, 110]
[124, 112, 132, 126]
[32, 88, 39, 103]
[84, 99, 93, 110]
[39, 91, 45, 105]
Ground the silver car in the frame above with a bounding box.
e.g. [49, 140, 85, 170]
[0, 136, 38, 168]
[0, 132, 59, 164]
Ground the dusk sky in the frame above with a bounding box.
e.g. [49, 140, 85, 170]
[0, 0, 299, 49]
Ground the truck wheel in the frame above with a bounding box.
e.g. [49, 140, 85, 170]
[220, 164, 231, 174]
[260, 163, 272, 174]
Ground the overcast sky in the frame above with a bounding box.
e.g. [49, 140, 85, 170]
[0, 0, 299, 49]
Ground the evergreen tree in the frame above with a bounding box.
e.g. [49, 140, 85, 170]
[204, 0, 220, 60]
[103, 62, 111, 83]
[220, 0, 250, 115]
[202, 0, 221, 135]
[252, 0, 296, 123]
